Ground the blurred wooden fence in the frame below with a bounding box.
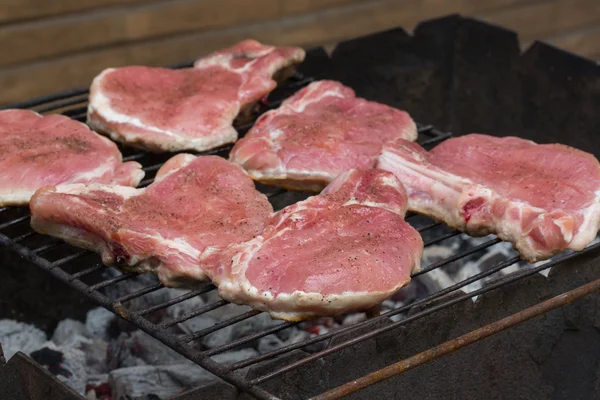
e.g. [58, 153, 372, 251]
[1, 0, 599, 104]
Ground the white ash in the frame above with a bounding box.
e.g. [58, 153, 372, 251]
[85, 307, 115, 341]
[52, 319, 87, 346]
[0, 319, 47, 360]
[109, 348, 258, 399]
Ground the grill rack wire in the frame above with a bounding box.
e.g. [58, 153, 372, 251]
[1, 64, 599, 400]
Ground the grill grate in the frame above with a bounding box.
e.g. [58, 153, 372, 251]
[1, 63, 598, 400]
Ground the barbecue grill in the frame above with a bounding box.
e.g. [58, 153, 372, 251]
[1, 16, 600, 400]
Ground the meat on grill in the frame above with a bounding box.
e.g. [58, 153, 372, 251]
[87, 40, 305, 153]
[229, 80, 418, 192]
[378, 134, 600, 262]
[204, 169, 423, 321]
[30, 155, 273, 286]
[0, 110, 144, 206]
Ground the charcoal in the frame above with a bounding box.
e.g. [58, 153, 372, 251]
[0, 319, 47, 360]
[34, 342, 88, 395]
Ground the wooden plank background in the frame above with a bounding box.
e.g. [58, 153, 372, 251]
[1, 0, 599, 105]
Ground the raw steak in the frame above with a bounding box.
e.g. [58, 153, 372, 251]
[30, 155, 273, 286]
[203, 169, 423, 320]
[87, 40, 305, 153]
[229, 80, 418, 192]
[378, 134, 600, 262]
[0, 110, 144, 206]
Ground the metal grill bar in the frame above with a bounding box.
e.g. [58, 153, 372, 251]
[182, 310, 262, 343]
[123, 153, 146, 162]
[416, 221, 442, 233]
[87, 272, 137, 291]
[35, 96, 88, 113]
[423, 230, 462, 246]
[228, 253, 522, 372]
[413, 237, 502, 277]
[203, 320, 296, 357]
[311, 277, 600, 400]
[116, 283, 164, 304]
[142, 163, 163, 173]
[249, 245, 599, 385]
[12, 231, 35, 242]
[0, 214, 30, 230]
[68, 264, 104, 281]
[160, 299, 229, 329]
[134, 284, 216, 316]
[33, 241, 64, 254]
[49, 250, 88, 269]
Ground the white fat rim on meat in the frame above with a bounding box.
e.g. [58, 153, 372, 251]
[570, 190, 600, 250]
[54, 182, 140, 198]
[88, 69, 238, 152]
[288, 87, 346, 113]
[212, 191, 421, 320]
[0, 191, 37, 205]
[217, 233, 419, 320]
[247, 168, 337, 182]
[48, 183, 206, 282]
[153, 154, 197, 183]
[64, 159, 116, 183]
[193, 47, 275, 72]
[378, 148, 600, 261]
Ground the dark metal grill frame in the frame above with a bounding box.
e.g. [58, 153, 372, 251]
[1, 62, 599, 400]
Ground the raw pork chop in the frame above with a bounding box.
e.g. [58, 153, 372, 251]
[87, 40, 305, 153]
[30, 155, 273, 286]
[0, 110, 144, 206]
[229, 80, 418, 192]
[378, 134, 600, 262]
[203, 169, 423, 320]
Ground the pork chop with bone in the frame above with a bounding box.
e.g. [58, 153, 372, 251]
[0, 109, 144, 206]
[229, 80, 418, 192]
[30, 155, 273, 286]
[87, 40, 305, 153]
[378, 134, 600, 262]
[202, 169, 423, 321]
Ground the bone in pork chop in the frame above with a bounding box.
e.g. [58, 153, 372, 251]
[229, 80, 418, 192]
[378, 134, 600, 262]
[202, 169, 423, 321]
[87, 40, 305, 153]
[30, 155, 273, 286]
[0, 110, 144, 206]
